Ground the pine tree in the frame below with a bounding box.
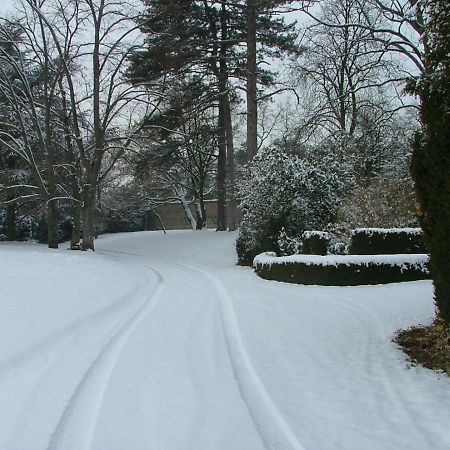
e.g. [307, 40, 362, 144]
[128, 0, 299, 230]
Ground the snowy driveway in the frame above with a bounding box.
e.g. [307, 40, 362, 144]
[1, 230, 449, 450]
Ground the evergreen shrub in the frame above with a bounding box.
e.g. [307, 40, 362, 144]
[302, 231, 330, 255]
[253, 253, 430, 286]
[350, 228, 426, 254]
[236, 148, 346, 265]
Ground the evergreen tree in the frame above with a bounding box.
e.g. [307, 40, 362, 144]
[128, 0, 299, 230]
[411, 0, 450, 332]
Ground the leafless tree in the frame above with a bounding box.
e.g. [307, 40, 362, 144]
[2, 0, 162, 250]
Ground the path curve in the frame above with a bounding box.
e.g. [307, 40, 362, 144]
[48, 267, 164, 450]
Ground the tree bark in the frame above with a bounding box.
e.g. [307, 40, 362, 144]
[46, 201, 59, 249]
[216, 97, 227, 231]
[6, 201, 16, 241]
[246, 0, 258, 161]
[223, 93, 237, 231]
[179, 193, 197, 230]
[71, 202, 82, 249]
[195, 190, 207, 230]
[81, 182, 96, 250]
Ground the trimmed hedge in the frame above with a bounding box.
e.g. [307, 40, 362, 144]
[302, 231, 330, 255]
[253, 253, 430, 286]
[350, 228, 426, 255]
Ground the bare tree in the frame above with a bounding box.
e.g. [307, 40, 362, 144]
[9, 0, 159, 250]
[0, 18, 65, 248]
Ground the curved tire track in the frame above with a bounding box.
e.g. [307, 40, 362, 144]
[47, 266, 164, 450]
[175, 262, 305, 450]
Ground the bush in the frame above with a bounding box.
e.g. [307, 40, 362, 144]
[236, 147, 347, 265]
[302, 231, 330, 255]
[277, 228, 302, 256]
[253, 253, 430, 286]
[337, 176, 418, 229]
[350, 228, 426, 255]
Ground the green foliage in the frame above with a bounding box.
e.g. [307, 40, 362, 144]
[254, 257, 430, 286]
[236, 147, 346, 265]
[411, 0, 450, 328]
[128, 1, 301, 88]
[350, 228, 426, 255]
[302, 231, 330, 255]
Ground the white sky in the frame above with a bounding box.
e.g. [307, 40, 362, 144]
[0, 0, 15, 15]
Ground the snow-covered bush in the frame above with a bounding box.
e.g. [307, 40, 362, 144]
[236, 147, 346, 265]
[277, 228, 302, 256]
[302, 231, 330, 255]
[253, 252, 430, 286]
[350, 227, 426, 255]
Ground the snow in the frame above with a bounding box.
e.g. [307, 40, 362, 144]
[1, 231, 449, 450]
[352, 227, 422, 235]
[254, 251, 429, 270]
[302, 230, 330, 239]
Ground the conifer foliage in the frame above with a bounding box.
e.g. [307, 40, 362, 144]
[128, 0, 299, 230]
[411, 0, 450, 331]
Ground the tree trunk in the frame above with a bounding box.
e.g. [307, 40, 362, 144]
[246, 0, 258, 161]
[46, 201, 59, 249]
[81, 187, 96, 251]
[6, 202, 16, 241]
[195, 191, 207, 230]
[216, 97, 227, 231]
[71, 202, 82, 249]
[5, 155, 17, 241]
[223, 93, 237, 231]
[179, 194, 197, 230]
[195, 201, 203, 230]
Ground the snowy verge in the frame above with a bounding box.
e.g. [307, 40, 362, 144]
[253, 252, 429, 286]
[0, 242, 158, 450]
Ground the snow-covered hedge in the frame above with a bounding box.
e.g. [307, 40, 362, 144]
[253, 252, 430, 286]
[350, 227, 426, 255]
[302, 231, 330, 255]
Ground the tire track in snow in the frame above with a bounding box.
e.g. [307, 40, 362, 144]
[174, 262, 306, 450]
[47, 265, 164, 450]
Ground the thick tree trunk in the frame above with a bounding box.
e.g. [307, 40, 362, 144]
[6, 201, 16, 241]
[216, 98, 227, 231]
[195, 192, 207, 230]
[246, 0, 258, 161]
[81, 187, 96, 251]
[46, 201, 59, 249]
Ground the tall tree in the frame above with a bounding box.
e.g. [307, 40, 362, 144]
[12, 0, 154, 250]
[0, 19, 63, 248]
[129, 0, 299, 230]
[411, 0, 450, 333]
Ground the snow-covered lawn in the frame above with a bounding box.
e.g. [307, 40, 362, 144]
[1, 230, 449, 450]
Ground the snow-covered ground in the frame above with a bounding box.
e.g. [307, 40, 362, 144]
[1, 230, 449, 450]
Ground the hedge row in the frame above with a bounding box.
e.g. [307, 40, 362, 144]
[253, 253, 430, 286]
[302, 231, 329, 255]
[350, 228, 425, 255]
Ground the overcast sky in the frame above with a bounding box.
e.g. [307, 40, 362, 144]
[0, 0, 15, 15]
